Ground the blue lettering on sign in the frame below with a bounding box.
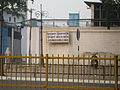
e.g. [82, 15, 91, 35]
[48, 39, 68, 41]
[47, 31, 69, 43]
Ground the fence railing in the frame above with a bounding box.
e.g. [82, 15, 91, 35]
[23, 19, 120, 27]
[0, 54, 119, 90]
[35, 19, 120, 27]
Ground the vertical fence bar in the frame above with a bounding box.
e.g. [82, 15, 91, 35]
[39, 55, 42, 90]
[10, 57, 12, 87]
[46, 54, 49, 90]
[0, 54, 3, 76]
[0, 54, 2, 77]
[40, 55, 42, 83]
[5, 57, 7, 88]
[0, 57, 3, 85]
[109, 55, 112, 85]
[67, 55, 70, 86]
[89, 54, 91, 85]
[20, 55, 22, 87]
[52, 54, 54, 87]
[72, 55, 74, 86]
[104, 54, 106, 87]
[78, 55, 80, 86]
[80, 64, 82, 83]
[34, 54, 37, 89]
[95, 60, 97, 83]
[88, 55, 90, 85]
[93, 59, 95, 86]
[15, 55, 18, 85]
[25, 54, 27, 87]
[57, 54, 59, 88]
[62, 55, 64, 88]
[30, 54, 32, 89]
[20, 54, 23, 90]
[82, 55, 85, 86]
[98, 54, 100, 87]
[0, 54, 3, 85]
[114, 56, 118, 90]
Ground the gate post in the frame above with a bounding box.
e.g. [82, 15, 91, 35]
[46, 54, 48, 90]
[0, 54, 4, 76]
[114, 56, 118, 90]
[0, 57, 2, 75]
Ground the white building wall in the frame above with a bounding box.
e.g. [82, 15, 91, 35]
[27, 27, 120, 64]
[43, 27, 120, 56]
[31, 27, 40, 55]
[21, 27, 27, 55]
[27, 27, 120, 56]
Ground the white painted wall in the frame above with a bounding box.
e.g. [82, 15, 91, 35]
[27, 27, 120, 64]
[27, 27, 120, 57]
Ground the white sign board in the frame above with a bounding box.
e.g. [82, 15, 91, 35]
[47, 31, 70, 43]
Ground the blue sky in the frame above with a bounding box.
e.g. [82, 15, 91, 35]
[28, 0, 101, 19]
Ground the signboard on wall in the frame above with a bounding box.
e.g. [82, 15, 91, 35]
[47, 31, 70, 43]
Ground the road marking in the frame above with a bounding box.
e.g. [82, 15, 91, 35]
[0, 76, 120, 84]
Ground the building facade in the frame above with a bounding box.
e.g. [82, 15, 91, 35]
[84, 1, 120, 27]
[0, 10, 26, 55]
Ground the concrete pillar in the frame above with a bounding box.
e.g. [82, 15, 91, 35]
[91, 4, 94, 26]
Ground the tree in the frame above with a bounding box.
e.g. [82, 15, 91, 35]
[100, 0, 120, 29]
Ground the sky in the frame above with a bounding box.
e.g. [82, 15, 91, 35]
[28, 0, 101, 19]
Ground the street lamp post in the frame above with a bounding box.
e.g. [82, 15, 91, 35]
[40, 4, 43, 66]
[35, 4, 48, 66]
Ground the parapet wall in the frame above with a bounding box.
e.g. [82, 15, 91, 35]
[43, 27, 120, 56]
[28, 27, 120, 56]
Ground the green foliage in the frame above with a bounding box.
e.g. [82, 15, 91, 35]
[0, 0, 34, 17]
[0, 0, 26, 12]
[100, 0, 120, 29]
[100, 0, 120, 11]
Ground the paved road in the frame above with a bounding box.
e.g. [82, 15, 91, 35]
[0, 80, 119, 90]
[4, 64, 120, 80]
[0, 64, 120, 90]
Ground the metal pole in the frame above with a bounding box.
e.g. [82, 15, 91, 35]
[40, 4, 44, 66]
[12, 28, 14, 56]
[29, 9, 32, 55]
[114, 56, 118, 90]
[41, 4, 43, 55]
[35, 4, 47, 66]
[46, 54, 48, 90]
